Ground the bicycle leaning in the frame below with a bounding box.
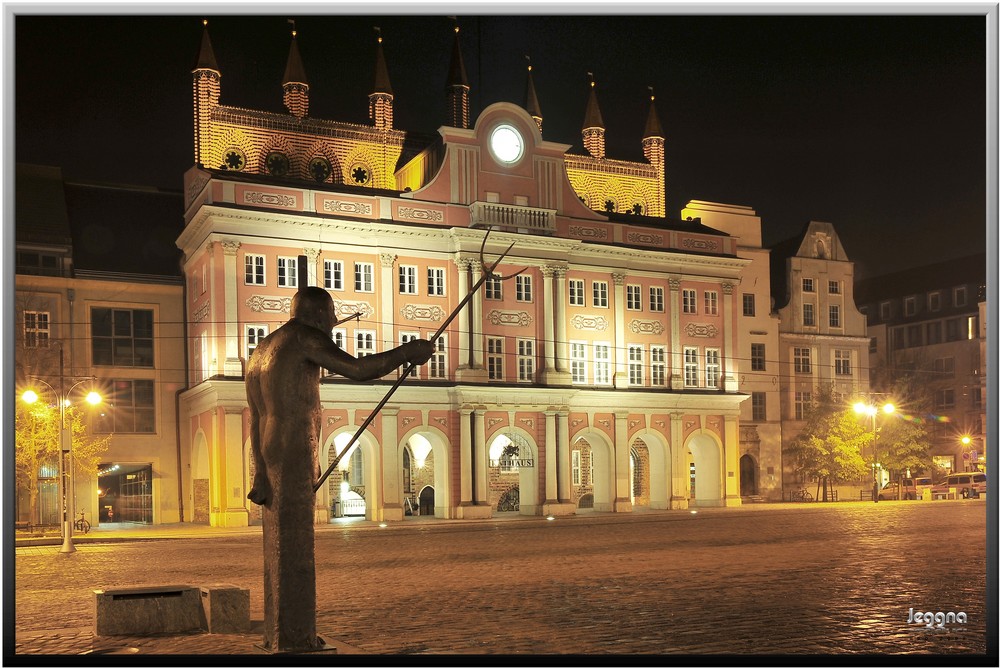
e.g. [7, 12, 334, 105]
[73, 510, 91, 534]
[791, 487, 813, 502]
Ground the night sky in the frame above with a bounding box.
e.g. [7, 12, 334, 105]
[11, 8, 990, 280]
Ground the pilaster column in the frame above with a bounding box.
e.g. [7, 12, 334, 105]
[302, 248, 320, 287]
[668, 278, 683, 389]
[219, 405, 249, 527]
[613, 410, 632, 511]
[474, 409, 489, 505]
[459, 406, 473, 505]
[456, 258, 471, 369]
[553, 267, 569, 373]
[723, 414, 742, 506]
[557, 408, 571, 502]
[544, 410, 558, 504]
[470, 260, 484, 369]
[379, 253, 396, 355]
[670, 411, 689, 509]
[220, 240, 243, 377]
[612, 273, 628, 387]
[380, 407, 402, 521]
[721, 282, 738, 391]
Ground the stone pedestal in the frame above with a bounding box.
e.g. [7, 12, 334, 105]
[94, 585, 202, 636]
[200, 584, 250, 634]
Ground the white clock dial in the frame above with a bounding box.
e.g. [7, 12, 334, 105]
[490, 124, 523, 164]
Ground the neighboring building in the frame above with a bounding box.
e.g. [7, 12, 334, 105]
[179, 21, 752, 527]
[14, 163, 186, 527]
[855, 254, 987, 478]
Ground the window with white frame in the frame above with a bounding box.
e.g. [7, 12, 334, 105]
[628, 344, 644, 386]
[429, 336, 447, 379]
[828, 280, 840, 295]
[929, 291, 941, 311]
[793, 347, 812, 374]
[324, 259, 344, 290]
[485, 275, 502, 300]
[399, 332, 420, 379]
[570, 342, 587, 384]
[427, 267, 446, 296]
[829, 304, 841, 328]
[802, 278, 814, 293]
[705, 348, 720, 388]
[803, 303, 815, 326]
[682, 289, 697, 314]
[743, 293, 755, 317]
[904, 296, 916, 316]
[245, 254, 265, 285]
[794, 391, 812, 420]
[751, 343, 766, 371]
[593, 280, 609, 307]
[277, 256, 298, 288]
[704, 290, 719, 315]
[398, 265, 418, 294]
[954, 286, 967, 307]
[684, 347, 699, 387]
[834, 349, 851, 376]
[23, 311, 50, 348]
[246, 325, 268, 358]
[355, 330, 376, 357]
[594, 343, 611, 385]
[650, 345, 666, 386]
[354, 262, 374, 292]
[572, 450, 582, 485]
[487, 337, 504, 381]
[626, 284, 642, 311]
[332, 328, 346, 350]
[569, 279, 585, 306]
[649, 286, 664, 312]
[517, 338, 535, 382]
[516, 274, 533, 302]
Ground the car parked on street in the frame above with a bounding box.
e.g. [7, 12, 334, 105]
[932, 472, 987, 499]
[877, 476, 934, 500]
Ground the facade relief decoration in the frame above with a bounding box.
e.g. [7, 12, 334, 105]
[398, 206, 444, 222]
[571, 314, 609, 331]
[568, 225, 609, 240]
[487, 417, 506, 430]
[321, 199, 373, 216]
[740, 425, 761, 445]
[220, 240, 241, 256]
[193, 301, 210, 323]
[334, 300, 375, 319]
[629, 319, 665, 335]
[626, 231, 663, 246]
[487, 310, 533, 327]
[681, 237, 719, 251]
[246, 295, 292, 313]
[684, 322, 719, 338]
[400, 304, 446, 322]
[243, 191, 297, 208]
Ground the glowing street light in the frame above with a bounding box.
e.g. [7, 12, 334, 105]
[20, 347, 101, 554]
[854, 399, 895, 503]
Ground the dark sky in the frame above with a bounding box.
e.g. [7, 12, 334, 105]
[12, 9, 990, 280]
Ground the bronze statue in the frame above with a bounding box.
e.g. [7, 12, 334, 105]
[245, 286, 433, 652]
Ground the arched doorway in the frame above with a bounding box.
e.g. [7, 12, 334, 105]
[418, 485, 435, 516]
[739, 454, 758, 496]
[687, 432, 723, 507]
[487, 430, 539, 515]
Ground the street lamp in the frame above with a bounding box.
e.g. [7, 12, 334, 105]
[20, 352, 100, 553]
[854, 400, 895, 503]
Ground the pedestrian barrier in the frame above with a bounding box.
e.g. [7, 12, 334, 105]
[94, 583, 250, 636]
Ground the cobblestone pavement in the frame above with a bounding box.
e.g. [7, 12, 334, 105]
[8, 499, 997, 664]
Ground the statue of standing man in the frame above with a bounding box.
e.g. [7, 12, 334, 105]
[245, 286, 433, 652]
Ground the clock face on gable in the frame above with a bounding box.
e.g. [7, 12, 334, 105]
[489, 123, 524, 165]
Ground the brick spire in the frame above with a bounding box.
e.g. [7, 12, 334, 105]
[282, 21, 309, 119]
[370, 27, 394, 130]
[581, 73, 605, 159]
[445, 22, 470, 129]
[524, 56, 543, 133]
[192, 19, 220, 165]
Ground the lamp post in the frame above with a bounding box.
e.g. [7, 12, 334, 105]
[20, 346, 100, 554]
[854, 400, 895, 503]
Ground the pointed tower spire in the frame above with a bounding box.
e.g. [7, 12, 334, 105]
[642, 87, 665, 217]
[582, 73, 606, 160]
[369, 27, 394, 131]
[445, 20, 470, 129]
[193, 19, 221, 166]
[282, 20, 309, 118]
[524, 56, 543, 133]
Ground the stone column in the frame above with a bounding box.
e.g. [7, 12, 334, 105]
[379, 253, 396, 355]
[670, 411, 688, 509]
[557, 408, 571, 502]
[544, 409, 558, 504]
[541, 266, 556, 376]
[613, 410, 632, 512]
[668, 278, 683, 389]
[721, 282, 738, 391]
[219, 405, 249, 527]
[474, 409, 489, 505]
[470, 260, 484, 370]
[456, 258, 471, 370]
[553, 267, 569, 374]
[612, 273, 627, 388]
[724, 414, 743, 506]
[220, 240, 243, 377]
[302, 248, 320, 287]
[380, 407, 403, 521]
[459, 406, 473, 506]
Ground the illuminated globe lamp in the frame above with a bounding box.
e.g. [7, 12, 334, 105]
[20, 383, 102, 553]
